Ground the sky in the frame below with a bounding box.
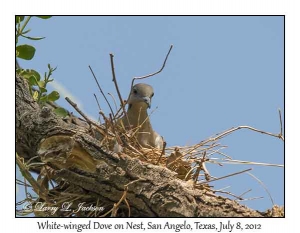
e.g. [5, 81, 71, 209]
[17, 16, 284, 213]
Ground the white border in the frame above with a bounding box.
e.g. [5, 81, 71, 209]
[2, 0, 299, 232]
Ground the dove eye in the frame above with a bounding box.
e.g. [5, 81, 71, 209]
[133, 89, 138, 94]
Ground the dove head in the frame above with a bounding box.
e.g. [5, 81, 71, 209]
[128, 83, 154, 109]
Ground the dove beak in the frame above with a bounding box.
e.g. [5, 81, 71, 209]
[143, 97, 151, 109]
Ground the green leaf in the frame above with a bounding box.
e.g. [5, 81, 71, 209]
[19, 69, 41, 81]
[21, 34, 45, 40]
[40, 95, 48, 102]
[16, 44, 36, 60]
[40, 87, 47, 94]
[22, 29, 31, 35]
[28, 76, 38, 86]
[36, 16, 52, 19]
[47, 91, 60, 102]
[37, 81, 45, 88]
[54, 107, 68, 118]
[16, 16, 24, 24]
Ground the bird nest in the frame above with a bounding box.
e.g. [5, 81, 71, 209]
[16, 112, 284, 217]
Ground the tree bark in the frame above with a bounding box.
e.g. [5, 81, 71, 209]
[16, 75, 268, 217]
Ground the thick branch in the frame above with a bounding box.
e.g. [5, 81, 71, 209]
[16, 74, 266, 217]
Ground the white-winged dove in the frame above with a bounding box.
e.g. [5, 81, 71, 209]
[118, 83, 164, 149]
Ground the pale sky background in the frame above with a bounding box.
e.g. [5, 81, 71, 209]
[17, 16, 284, 213]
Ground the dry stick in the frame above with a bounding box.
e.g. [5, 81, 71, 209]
[237, 189, 252, 199]
[98, 110, 114, 148]
[278, 108, 284, 139]
[236, 196, 263, 202]
[213, 159, 283, 167]
[206, 146, 231, 159]
[100, 178, 143, 217]
[112, 45, 174, 122]
[194, 153, 211, 182]
[123, 198, 131, 217]
[198, 168, 252, 184]
[185, 165, 200, 181]
[208, 148, 232, 160]
[93, 94, 102, 124]
[213, 125, 285, 142]
[214, 190, 245, 200]
[168, 124, 284, 167]
[246, 171, 275, 206]
[16, 154, 49, 202]
[108, 92, 118, 113]
[93, 94, 102, 111]
[131, 107, 158, 138]
[191, 143, 223, 158]
[214, 186, 231, 192]
[65, 97, 110, 136]
[109, 113, 122, 146]
[109, 53, 129, 127]
[88, 65, 115, 117]
[131, 44, 173, 88]
[155, 141, 167, 165]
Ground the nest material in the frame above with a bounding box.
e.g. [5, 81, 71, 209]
[16, 116, 219, 217]
[16, 109, 284, 217]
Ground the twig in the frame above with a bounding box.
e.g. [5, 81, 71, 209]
[246, 172, 274, 206]
[100, 178, 144, 217]
[93, 93, 102, 110]
[112, 45, 173, 122]
[16, 154, 49, 202]
[214, 186, 231, 192]
[199, 168, 252, 184]
[185, 165, 200, 181]
[206, 146, 231, 159]
[65, 97, 109, 136]
[237, 189, 252, 199]
[210, 158, 284, 168]
[131, 45, 173, 88]
[93, 94, 102, 124]
[124, 178, 146, 188]
[211, 125, 284, 142]
[109, 113, 122, 146]
[124, 198, 131, 217]
[109, 54, 129, 125]
[278, 108, 284, 140]
[88, 65, 115, 117]
[168, 123, 284, 167]
[108, 92, 118, 113]
[155, 141, 167, 165]
[131, 107, 158, 137]
[214, 190, 244, 200]
[236, 196, 264, 202]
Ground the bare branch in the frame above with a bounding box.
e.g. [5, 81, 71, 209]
[198, 168, 252, 185]
[111, 45, 174, 123]
[132, 44, 173, 86]
[155, 141, 167, 165]
[107, 92, 118, 113]
[247, 172, 275, 206]
[278, 108, 284, 140]
[93, 93, 102, 124]
[88, 65, 115, 117]
[93, 93, 102, 111]
[65, 96, 108, 136]
[109, 53, 130, 127]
